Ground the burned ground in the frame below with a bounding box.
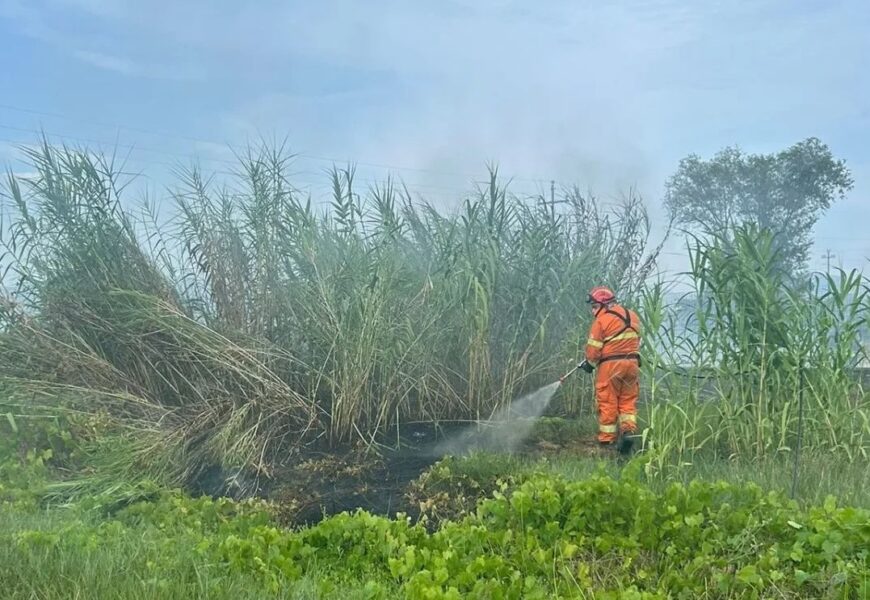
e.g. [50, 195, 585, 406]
[233, 417, 614, 527]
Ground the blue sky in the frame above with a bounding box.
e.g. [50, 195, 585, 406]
[0, 0, 868, 278]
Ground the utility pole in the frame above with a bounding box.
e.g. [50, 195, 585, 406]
[822, 249, 835, 273]
[550, 179, 556, 219]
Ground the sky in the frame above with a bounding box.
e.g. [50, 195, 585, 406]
[0, 0, 868, 282]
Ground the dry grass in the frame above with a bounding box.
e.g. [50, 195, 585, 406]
[0, 140, 866, 498]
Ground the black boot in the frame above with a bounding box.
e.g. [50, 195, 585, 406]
[616, 432, 635, 456]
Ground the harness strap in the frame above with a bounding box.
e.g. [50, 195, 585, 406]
[602, 306, 636, 343]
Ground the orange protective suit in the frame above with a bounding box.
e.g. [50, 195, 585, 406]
[585, 303, 641, 443]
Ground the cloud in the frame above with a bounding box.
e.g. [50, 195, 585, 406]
[72, 49, 135, 75]
[70, 48, 203, 80]
[177, 0, 866, 221]
[199, 1, 708, 198]
[1, 0, 203, 80]
[51, 0, 125, 19]
[3, 1, 867, 223]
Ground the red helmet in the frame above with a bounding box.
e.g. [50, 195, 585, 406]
[587, 286, 615, 305]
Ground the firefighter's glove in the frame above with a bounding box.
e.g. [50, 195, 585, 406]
[579, 360, 594, 373]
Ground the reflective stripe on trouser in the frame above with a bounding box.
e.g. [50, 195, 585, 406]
[618, 413, 637, 429]
[595, 360, 639, 443]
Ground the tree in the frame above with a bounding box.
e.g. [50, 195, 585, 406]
[664, 138, 853, 274]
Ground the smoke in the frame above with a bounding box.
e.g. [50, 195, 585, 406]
[432, 381, 562, 456]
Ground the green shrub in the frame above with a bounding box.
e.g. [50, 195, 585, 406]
[0, 404, 75, 508]
[4, 470, 866, 599]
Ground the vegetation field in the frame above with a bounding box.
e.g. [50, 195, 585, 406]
[0, 142, 868, 597]
[2, 428, 869, 599]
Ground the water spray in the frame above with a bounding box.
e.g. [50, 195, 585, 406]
[430, 360, 596, 456]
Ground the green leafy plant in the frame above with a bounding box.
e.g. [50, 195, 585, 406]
[5, 470, 867, 598]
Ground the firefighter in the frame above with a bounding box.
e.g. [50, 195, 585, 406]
[580, 286, 641, 454]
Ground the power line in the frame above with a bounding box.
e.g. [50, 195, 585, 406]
[1, 127, 639, 211]
[0, 102, 663, 209]
[0, 124, 444, 190]
[0, 102, 563, 184]
[0, 125, 572, 200]
[0, 129, 479, 199]
[0, 123, 238, 166]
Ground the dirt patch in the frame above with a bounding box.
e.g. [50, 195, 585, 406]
[526, 436, 604, 457]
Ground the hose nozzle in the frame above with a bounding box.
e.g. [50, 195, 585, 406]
[558, 360, 593, 384]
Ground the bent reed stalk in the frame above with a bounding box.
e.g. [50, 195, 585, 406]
[0, 140, 866, 492]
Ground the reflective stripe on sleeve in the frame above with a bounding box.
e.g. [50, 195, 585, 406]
[587, 338, 604, 348]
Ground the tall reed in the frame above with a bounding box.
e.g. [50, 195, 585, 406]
[2, 142, 865, 490]
[0, 142, 660, 482]
[641, 225, 868, 469]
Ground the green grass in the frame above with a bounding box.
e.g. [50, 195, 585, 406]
[561, 453, 870, 508]
[419, 448, 870, 510]
[3, 464, 868, 599]
[514, 417, 869, 506]
[0, 506, 395, 600]
[654, 453, 870, 508]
